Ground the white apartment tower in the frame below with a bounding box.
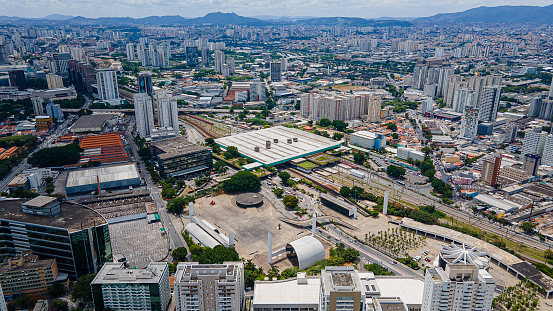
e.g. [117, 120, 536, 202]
[91, 262, 171, 311]
[96, 69, 119, 100]
[541, 134, 553, 166]
[32, 97, 44, 116]
[300, 92, 372, 122]
[477, 86, 501, 122]
[270, 61, 282, 82]
[521, 130, 548, 158]
[367, 94, 382, 123]
[249, 80, 266, 101]
[156, 90, 180, 136]
[0, 283, 6, 311]
[134, 93, 155, 137]
[126, 43, 136, 61]
[459, 106, 479, 141]
[46, 73, 64, 89]
[174, 262, 245, 311]
[214, 50, 225, 73]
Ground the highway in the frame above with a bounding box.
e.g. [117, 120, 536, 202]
[61, 107, 262, 114]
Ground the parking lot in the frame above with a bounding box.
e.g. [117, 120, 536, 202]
[109, 219, 168, 268]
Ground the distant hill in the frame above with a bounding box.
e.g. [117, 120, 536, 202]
[43, 14, 74, 20]
[416, 5, 553, 24]
[293, 17, 411, 27]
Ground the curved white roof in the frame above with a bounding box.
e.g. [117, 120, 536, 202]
[185, 223, 220, 248]
[440, 242, 490, 269]
[287, 236, 325, 270]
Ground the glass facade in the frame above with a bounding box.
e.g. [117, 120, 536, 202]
[70, 224, 112, 278]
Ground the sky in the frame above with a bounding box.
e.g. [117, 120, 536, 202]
[3, 0, 553, 19]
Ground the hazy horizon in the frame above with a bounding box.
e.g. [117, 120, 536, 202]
[3, 1, 553, 19]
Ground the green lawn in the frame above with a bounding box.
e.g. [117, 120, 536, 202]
[297, 161, 319, 170]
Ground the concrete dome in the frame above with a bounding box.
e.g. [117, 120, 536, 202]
[286, 236, 325, 270]
[440, 242, 490, 269]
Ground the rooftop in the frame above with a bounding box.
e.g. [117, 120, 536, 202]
[72, 114, 116, 131]
[0, 199, 106, 233]
[66, 163, 139, 188]
[23, 196, 58, 208]
[215, 126, 341, 166]
[151, 136, 210, 160]
[440, 242, 490, 269]
[253, 277, 321, 307]
[374, 277, 424, 307]
[92, 262, 167, 284]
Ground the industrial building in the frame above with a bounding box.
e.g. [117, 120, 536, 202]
[91, 262, 170, 311]
[70, 114, 118, 133]
[397, 147, 425, 162]
[150, 136, 212, 179]
[65, 163, 141, 195]
[174, 262, 245, 311]
[349, 131, 387, 150]
[79, 133, 130, 164]
[0, 251, 68, 297]
[215, 126, 341, 167]
[0, 199, 111, 278]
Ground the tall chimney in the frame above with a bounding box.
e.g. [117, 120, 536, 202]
[268, 232, 272, 265]
[312, 212, 317, 237]
[383, 191, 389, 215]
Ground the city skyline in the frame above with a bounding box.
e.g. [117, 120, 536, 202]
[3, 0, 553, 19]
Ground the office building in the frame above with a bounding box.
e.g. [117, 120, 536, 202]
[397, 147, 425, 162]
[150, 136, 212, 179]
[521, 130, 547, 158]
[422, 245, 495, 311]
[420, 98, 435, 115]
[201, 48, 208, 67]
[349, 131, 386, 150]
[0, 45, 8, 65]
[502, 123, 518, 144]
[0, 198, 112, 278]
[270, 61, 282, 82]
[173, 262, 245, 311]
[45, 101, 63, 120]
[459, 106, 479, 141]
[482, 157, 501, 187]
[320, 266, 363, 311]
[523, 154, 540, 176]
[91, 262, 170, 311]
[214, 50, 225, 73]
[156, 90, 179, 136]
[51, 53, 70, 78]
[8, 70, 26, 90]
[138, 73, 153, 96]
[367, 94, 382, 123]
[542, 135, 553, 167]
[32, 97, 44, 116]
[126, 43, 136, 61]
[68, 60, 96, 93]
[0, 251, 67, 296]
[249, 80, 266, 101]
[186, 46, 198, 67]
[134, 93, 155, 137]
[46, 74, 63, 89]
[35, 116, 53, 130]
[96, 69, 119, 100]
[477, 86, 501, 122]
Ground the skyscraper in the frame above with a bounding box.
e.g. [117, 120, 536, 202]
[134, 93, 155, 137]
[46, 73, 64, 89]
[186, 46, 198, 67]
[0, 45, 8, 65]
[8, 70, 26, 90]
[201, 48, 208, 67]
[540, 134, 553, 167]
[156, 91, 180, 136]
[249, 80, 266, 101]
[46, 101, 63, 120]
[138, 73, 153, 96]
[174, 262, 245, 311]
[367, 94, 382, 123]
[523, 154, 541, 176]
[51, 53, 71, 78]
[270, 61, 282, 82]
[477, 86, 501, 122]
[91, 262, 170, 311]
[126, 43, 135, 61]
[32, 97, 44, 116]
[214, 50, 225, 73]
[482, 156, 501, 187]
[459, 106, 479, 141]
[0, 283, 7, 311]
[96, 69, 119, 100]
[521, 130, 548, 158]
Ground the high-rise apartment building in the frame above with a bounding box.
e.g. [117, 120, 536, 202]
[451, 88, 475, 113]
[186, 46, 198, 67]
[301, 92, 370, 122]
[214, 50, 225, 73]
[0, 45, 8, 65]
[96, 69, 119, 100]
[502, 123, 518, 144]
[270, 61, 282, 82]
[31, 97, 44, 116]
[68, 60, 96, 93]
[420, 98, 435, 115]
[459, 106, 479, 141]
[173, 262, 245, 311]
[523, 154, 541, 176]
[156, 91, 179, 136]
[91, 262, 170, 311]
[51, 53, 71, 78]
[477, 86, 501, 122]
[540, 134, 553, 167]
[422, 244, 495, 311]
[0, 283, 5, 311]
[320, 266, 364, 311]
[134, 93, 155, 137]
[367, 94, 382, 123]
[46, 101, 63, 120]
[8, 70, 26, 90]
[521, 130, 548, 158]
[249, 80, 266, 101]
[201, 48, 208, 67]
[138, 73, 153, 96]
[46, 73, 63, 89]
[482, 156, 501, 187]
[126, 43, 136, 61]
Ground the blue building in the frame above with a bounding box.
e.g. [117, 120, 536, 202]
[45, 101, 63, 120]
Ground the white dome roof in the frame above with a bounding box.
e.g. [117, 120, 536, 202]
[440, 242, 490, 269]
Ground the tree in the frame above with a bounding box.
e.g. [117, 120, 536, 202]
[521, 221, 536, 233]
[386, 165, 405, 178]
[47, 281, 65, 297]
[545, 249, 553, 260]
[194, 245, 240, 264]
[340, 186, 351, 197]
[422, 147, 432, 155]
[222, 171, 261, 192]
[364, 263, 394, 275]
[172, 247, 188, 261]
[272, 188, 284, 197]
[223, 146, 240, 159]
[28, 143, 82, 167]
[392, 133, 399, 140]
[71, 273, 97, 302]
[332, 132, 344, 140]
[353, 152, 365, 165]
[386, 123, 397, 131]
[50, 299, 68, 311]
[167, 196, 195, 214]
[213, 160, 228, 174]
[282, 195, 299, 209]
[319, 118, 331, 127]
[331, 120, 347, 132]
[278, 171, 291, 184]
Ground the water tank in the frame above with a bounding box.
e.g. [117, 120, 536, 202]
[293, 137, 298, 142]
[274, 138, 278, 143]
[266, 140, 271, 149]
[287, 138, 292, 144]
[254, 146, 260, 152]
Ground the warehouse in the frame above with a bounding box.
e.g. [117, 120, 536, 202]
[70, 114, 118, 133]
[349, 131, 386, 150]
[215, 126, 341, 166]
[66, 163, 141, 195]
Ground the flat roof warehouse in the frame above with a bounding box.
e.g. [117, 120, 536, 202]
[215, 126, 342, 166]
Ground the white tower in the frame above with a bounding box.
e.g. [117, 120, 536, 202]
[383, 191, 389, 215]
[268, 232, 272, 265]
[189, 202, 195, 223]
[312, 212, 317, 237]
